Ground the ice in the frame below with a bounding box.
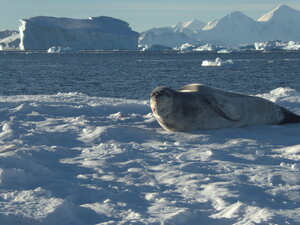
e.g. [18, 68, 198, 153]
[19, 16, 139, 50]
[0, 31, 20, 50]
[0, 88, 299, 224]
[47, 46, 78, 53]
[201, 57, 234, 66]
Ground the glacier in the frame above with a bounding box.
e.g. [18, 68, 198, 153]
[19, 16, 139, 50]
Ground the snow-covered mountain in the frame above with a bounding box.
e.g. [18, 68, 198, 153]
[139, 27, 197, 48]
[140, 4, 300, 47]
[139, 19, 206, 47]
[19, 16, 139, 50]
[257, 4, 300, 42]
[200, 11, 260, 46]
[172, 19, 206, 33]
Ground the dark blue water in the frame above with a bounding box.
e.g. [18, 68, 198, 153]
[0, 51, 300, 100]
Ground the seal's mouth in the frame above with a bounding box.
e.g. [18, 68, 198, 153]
[152, 106, 156, 114]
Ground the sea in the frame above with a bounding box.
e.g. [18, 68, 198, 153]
[1, 51, 300, 99]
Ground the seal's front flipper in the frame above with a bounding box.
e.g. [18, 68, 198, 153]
[280, 107, 300, 124]
[204, 95, 241, 122]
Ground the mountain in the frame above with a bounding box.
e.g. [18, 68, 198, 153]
[200, 11, 259, 46]
[139, 27, 199, 48]
[172, 19, 206, 33]
[139, 19, 206, 48]
[258, 4, 300, 22]
[19, 16, 139, 50]
[140, 5, 300, 47]
[257, 4, 300, 41]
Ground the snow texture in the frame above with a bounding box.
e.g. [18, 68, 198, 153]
[19, 16, 139, 50]
[140, 5, 300, 47]
[0, 88, 299, 224]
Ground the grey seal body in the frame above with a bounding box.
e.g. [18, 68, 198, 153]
[150, 84, 300, 132]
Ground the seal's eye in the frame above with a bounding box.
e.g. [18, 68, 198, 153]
[151, 88, 172, 98]
[152, 90, 162, 97]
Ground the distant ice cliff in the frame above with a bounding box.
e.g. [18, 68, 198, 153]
[19, 16, 139, 50]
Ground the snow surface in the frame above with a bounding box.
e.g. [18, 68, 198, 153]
[0, 89, 299, 225]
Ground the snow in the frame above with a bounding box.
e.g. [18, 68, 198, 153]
[0, 88, 299, 224]
[140, 5, 300, 48]
[19, 16, 139, 50]
[257, 4, 300, 22]
[139, 27, 196, 48]
[172, 19, 206, 33]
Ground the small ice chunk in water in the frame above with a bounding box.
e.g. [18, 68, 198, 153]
[201, 57, 233, 66]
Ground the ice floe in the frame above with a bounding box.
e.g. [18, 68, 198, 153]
[0, 88, 299, 224]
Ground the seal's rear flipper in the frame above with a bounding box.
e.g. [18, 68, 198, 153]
[280, 107, 300, 124]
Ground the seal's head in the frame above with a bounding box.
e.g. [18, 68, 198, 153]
[150, 86, 176, 118]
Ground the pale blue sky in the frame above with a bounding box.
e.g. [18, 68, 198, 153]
[1, 0, 300, 32]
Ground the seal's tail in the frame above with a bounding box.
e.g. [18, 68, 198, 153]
[280, 107, 300, 124]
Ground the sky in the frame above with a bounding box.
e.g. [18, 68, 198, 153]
[1, 0, 300, 32]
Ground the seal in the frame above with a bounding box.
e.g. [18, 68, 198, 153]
[150, 84, 300, 132]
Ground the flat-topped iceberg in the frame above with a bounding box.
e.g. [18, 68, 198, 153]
[19, 16, 139, 50]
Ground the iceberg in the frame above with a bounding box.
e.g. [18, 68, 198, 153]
[201, 57, 234, 67]
[283, 41, 300, 50]
[254, 40, 300, 51]
[19, 16, 139, 50]
[139, 44, 172, 51]
[193, 43, 219, 51]
[47, 46, 78, 53]
[0, 30, 18, 39]
[0, 31, 20, 50]
[174, 43, 232, 53]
